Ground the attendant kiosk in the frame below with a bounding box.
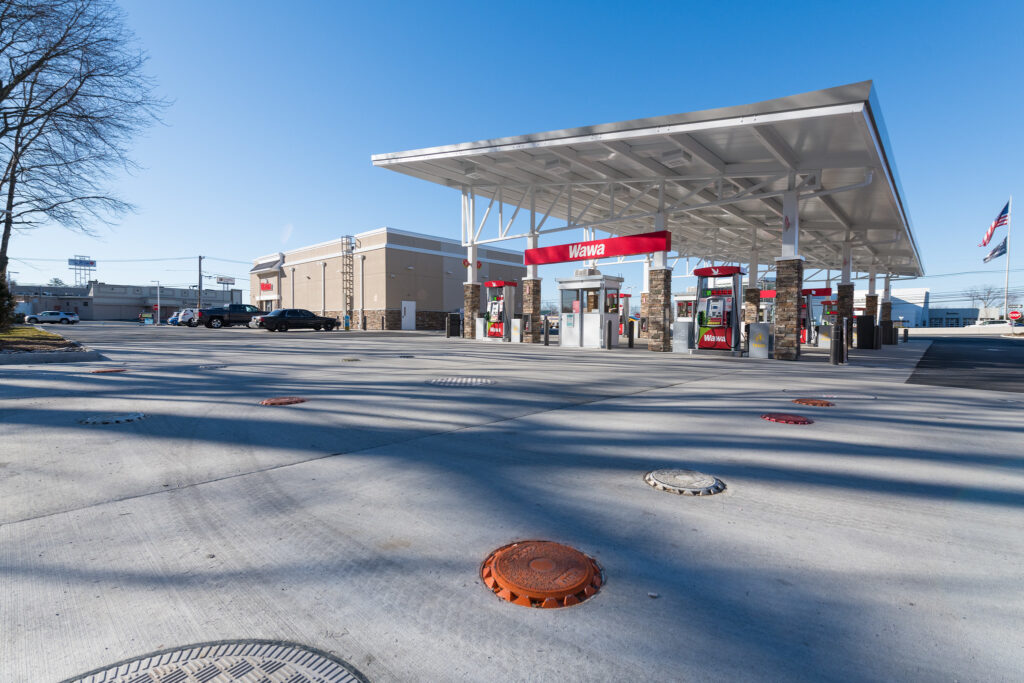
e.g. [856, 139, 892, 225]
[556, 268, 623, 348]
[476, 280, 520, 342]
[691, 266, 745, 354]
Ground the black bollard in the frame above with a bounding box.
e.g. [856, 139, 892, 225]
[543, 318, 549, 346]
[606, 320, 612, 349]
[381, 315, 385, 331]
[445, 314, 451, 338]
[628, 319, 634, 348]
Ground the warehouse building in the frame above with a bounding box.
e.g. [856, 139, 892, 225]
[13, 282, 239, 321]
[250, 227, 525, 330]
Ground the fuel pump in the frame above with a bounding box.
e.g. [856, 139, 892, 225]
[800, 288, 832, 345]
[691, 266, 745, 354]
[618, 294, 631, 335]
[482, 281, 517, 342]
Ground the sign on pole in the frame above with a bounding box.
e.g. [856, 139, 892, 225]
[215, 276, 235, 285]
[1010, 311, 1022, 320]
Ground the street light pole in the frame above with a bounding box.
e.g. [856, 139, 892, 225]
[151, 280, 161, 325]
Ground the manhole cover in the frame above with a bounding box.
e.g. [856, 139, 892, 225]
[91, 368, 127, 374]
[342, 358, 360, 362]
[481, 540, 602, 608]
[428, 377, 496, 387]
[644, 469, 726, 496]
[259, 397, 307, 406]
[792, 398, 835, 407]
[78, 413, 146, 425]
[398, 354, 415, 358]
[761, 413, 814, 425]
[63, 639, 367, 683]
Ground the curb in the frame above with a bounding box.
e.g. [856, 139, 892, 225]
[0, 349, 104, 365]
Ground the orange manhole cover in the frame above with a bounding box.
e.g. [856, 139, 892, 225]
[91, 368, 127, 374]
[761, 413, 814, 425]
[259, 396, 307, 406]
[481, 540, 602, 608]
[792, 398, 835, 407]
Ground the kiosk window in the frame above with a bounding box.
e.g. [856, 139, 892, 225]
[560, 290, 578, 314]
[604, 289, 619, 313]
[583, 288, 600, 312]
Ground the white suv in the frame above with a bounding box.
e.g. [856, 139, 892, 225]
[177, 308, 198, 326]
[26, 311, 79, 324]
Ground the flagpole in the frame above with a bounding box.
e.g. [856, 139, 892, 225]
[1007, 194, 1015, 331]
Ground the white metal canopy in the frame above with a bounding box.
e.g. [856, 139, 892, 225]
[372, 82, 923, 278]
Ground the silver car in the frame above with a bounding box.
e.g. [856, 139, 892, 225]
[26, 310, 79, 324]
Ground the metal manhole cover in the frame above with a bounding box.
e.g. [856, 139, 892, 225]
[398, 354, 414, 358]
[644, 469, 726, 496]
[78, 413, 146, 425]
[783, 390, 876, 400]
[792, 398, 835, 407]
[761, 413, 814, 425]
[91, 368, 127, 374]
[428, 377, 496, 387]
[63, 639, 368, 683]
[259, 397, 307, 406]
[481, 540, 602, 608]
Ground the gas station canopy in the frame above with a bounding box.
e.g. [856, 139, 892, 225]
[372, 81, 922, 278]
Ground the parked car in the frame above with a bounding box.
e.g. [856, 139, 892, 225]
[195, 304, 265, 328]
[176, 308, 198, 326]
[25, 311, 79, 324]
[167, 313, 180, 325]
[256, 309, 338, 332]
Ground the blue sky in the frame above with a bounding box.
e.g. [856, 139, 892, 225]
[7, 0, 1023, 309]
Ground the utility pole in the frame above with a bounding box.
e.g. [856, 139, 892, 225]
[197, 255, 204, 309]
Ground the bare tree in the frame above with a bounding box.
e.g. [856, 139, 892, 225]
[0, 0, 164, 278]
[963, 285, 1001, 309]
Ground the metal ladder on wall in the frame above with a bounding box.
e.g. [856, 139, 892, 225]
[340, 236, 354, 318]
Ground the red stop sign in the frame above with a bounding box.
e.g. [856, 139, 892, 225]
[153, 305, 159, 311]
[1010, 310, 1022, 320]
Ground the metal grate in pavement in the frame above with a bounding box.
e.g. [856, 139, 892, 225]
[78, 413, 146, 425]
[63, 640, 368, 683]
[427, 377, 496, 387]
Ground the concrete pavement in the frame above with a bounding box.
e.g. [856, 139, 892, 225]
[1, 323, 1022, 681]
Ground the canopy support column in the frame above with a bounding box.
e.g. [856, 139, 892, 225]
[773, 190, 803, 360]
[838, 241, 854, 349]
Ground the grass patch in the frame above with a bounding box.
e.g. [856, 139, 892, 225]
[0, 324, 78, 351]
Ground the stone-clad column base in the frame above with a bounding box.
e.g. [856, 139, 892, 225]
[773, 258, 803, 361]
[647, 268, 672, 352]
[837, 283, 854, 348]
[522, 278, 542, 343]
[463, 283, 480, 339]
[639, 292, 650, 338]
[880, 301, 892, 323]
[864, 294, 878, 320]
[743, 288, 760, 325]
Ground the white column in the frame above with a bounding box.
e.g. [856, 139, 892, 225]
[841, 242, 852, 284]
[883, 274, 891, 302]
[642, 256, 651, 293]
[868, 269, 877, 296]
[466, 244, 478, 284]
[526, 233, 538, 280]
[780, 191, 800, 259]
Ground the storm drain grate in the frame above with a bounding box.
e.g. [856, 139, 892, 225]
[645, 469, 726, 496]
[397, 354, 415, 358]
[792, 398, 835, 407]
[428, 377, 495, 387]
[62, 639, 367, 683]
[341, 358, 361, 362]
[259, 397, 307, 406]
[78, 413, 146, 425]
[91, 368, 127, 374]
[761, 413, 814, 425]
[482, 540, 602, 609]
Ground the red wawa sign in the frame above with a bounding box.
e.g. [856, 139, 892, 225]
[524, 231, 671, 266]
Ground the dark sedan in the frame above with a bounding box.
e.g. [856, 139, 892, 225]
[256, 309, 338, 332]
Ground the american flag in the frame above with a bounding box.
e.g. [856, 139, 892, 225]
[979, 201, 1010, 247]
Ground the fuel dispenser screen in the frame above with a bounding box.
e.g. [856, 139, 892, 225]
[486, 295, 505, 337]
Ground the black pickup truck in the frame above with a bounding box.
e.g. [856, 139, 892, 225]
[196, 303, 265, 328]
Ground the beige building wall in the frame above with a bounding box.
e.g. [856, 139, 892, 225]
[251, 228, 524, 329]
